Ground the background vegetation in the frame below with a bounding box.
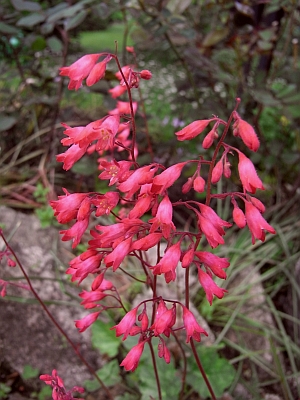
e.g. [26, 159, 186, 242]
[0, 0, 300, 399]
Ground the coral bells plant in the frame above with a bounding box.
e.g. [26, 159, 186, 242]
[47, 48, 276, 399]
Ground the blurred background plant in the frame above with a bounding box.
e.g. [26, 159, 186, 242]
[1, 0, 300, 399]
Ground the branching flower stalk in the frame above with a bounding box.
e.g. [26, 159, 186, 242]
[1, 47, 276, 400]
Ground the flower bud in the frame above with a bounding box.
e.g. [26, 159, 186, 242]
[140, 70, 152, 80]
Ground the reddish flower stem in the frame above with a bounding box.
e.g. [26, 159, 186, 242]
[148, 339, 162, 400]
[0, 231, 113, 400]
[190, 338, 217, 400]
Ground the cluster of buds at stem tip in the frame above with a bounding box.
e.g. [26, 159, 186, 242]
[49, 50, 276, 374]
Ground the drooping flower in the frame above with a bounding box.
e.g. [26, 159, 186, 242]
[152, 242, 181, 283]
[149, 195, 176, 239]
[150, 304, 176, 336]
[56, 143, 88, 171]
[120, 340, 147, 372]
[211, 159, 224, 184]
[197, 214, 225, 248]
[91, 192, 119, 217]
[198, 268, 227, 305]
[232, 204, 247, 228]
[66, 250, 102, 283]
[60, 54, 101, 89]
[175, 119, 213, 141]
[40, 369, 84, 400]
[238, 151, 265, 194]
[244, 201, 276, 244]
[193, 175, 205, 193]
[158, 338, 171, 363]
[233, 111, 260, 152]
[50, 190, 87, 223]
[195, 251, 230, 279]
[182, 306, 208, 343]
[60, 217, 90, 248]
[75, 311, 101, 332]
[112, 307, 138, 340]
[151, 162, 188, 194]
[104, 237, 132, 271]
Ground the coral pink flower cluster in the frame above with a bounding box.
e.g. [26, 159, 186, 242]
[40, 369, 84, 400]
[48, 50, 276, 377]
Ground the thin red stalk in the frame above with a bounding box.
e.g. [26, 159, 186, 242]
[172, 332, 187, 399]
[190, 338, 217, 400]
[148, 340, 162, 400]
[206, 98, 241, 206]
[113, 52, 137, 162]
[0, 232, 113, 400]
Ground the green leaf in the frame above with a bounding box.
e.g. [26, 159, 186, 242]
[65, 9, 88, 31]
[202, 28, 229, 47]
[47, 36, 63, 52]
[22, 365, 39, 380]
[257, 40, 273, 51]
[0, 114, 17, 131]
[11, 0, 41, 11]
[40, 22, 55, 35]
[167, 0, 192, 14]
[37, 386, 52, 400]
[84, 360, 121, 391]
[0, 22, 20, 34]
[258, 29, 274, 42]
[47, 3, 83, 23]
[91, 320, 121, 357]
[31, 36, 46, 51]
[17, 13, 45, 28]
[186, 346, 235, 398]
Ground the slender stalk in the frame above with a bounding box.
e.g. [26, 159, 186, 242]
[190, 338, 217, 400]
[148, 340, 162, 400]
[206, 98, 241, 206]
[0, 231, 113, 400]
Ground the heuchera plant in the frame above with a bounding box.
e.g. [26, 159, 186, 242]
[0, 47, 276, 400]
